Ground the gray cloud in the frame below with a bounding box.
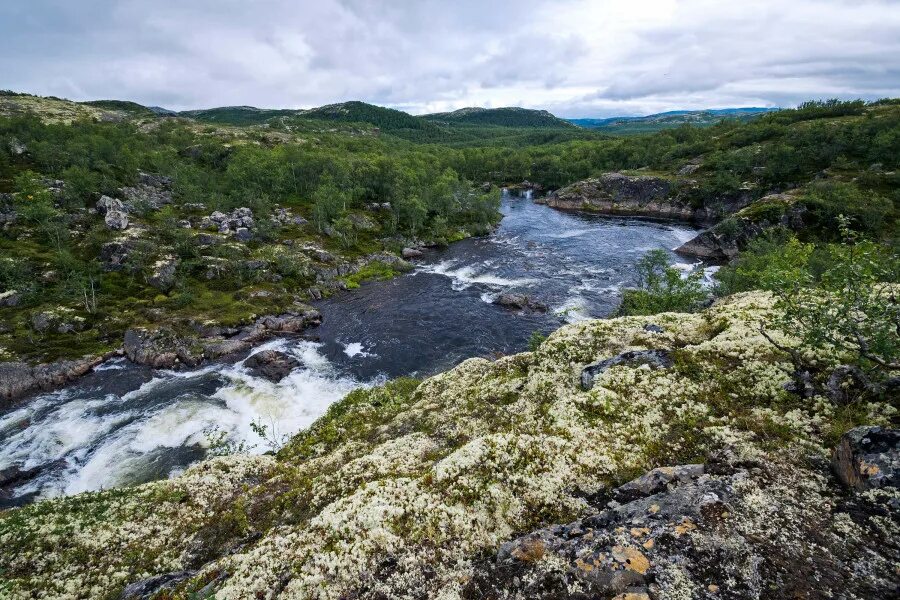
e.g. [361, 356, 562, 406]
[1, 0, 898, 116]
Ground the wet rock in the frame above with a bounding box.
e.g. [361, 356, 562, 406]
[493, 293, 548, 312]
[120, 570, 195, 599]
[96, 195, 124, 216]
[203, 339, 251, 359]
[832, 426, 900, 491]
[244, 350, 300, 382]
[0, 356, 104, 402]
[148, 257, 178, 292]
[581, 349, 673, 391]
[105, 209, 129, 230]
[402, 247, 424, 259]
[123, 328, 188, 369]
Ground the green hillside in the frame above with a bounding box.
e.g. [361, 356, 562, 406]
[422, 106, 574, 128]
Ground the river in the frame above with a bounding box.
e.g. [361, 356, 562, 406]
[0, 194, 703, 506]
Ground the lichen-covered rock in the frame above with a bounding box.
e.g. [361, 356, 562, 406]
[147, 256, 179, 291]
[580, 349, 672, 390]
[1, 293, 896, 599]
[832, 426, 900, 491]
[96, 195, 124, 215]
[105, 208, 129, 230]
[120, 171, 173, 212]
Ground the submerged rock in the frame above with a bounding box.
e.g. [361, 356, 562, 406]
[244, 350, 300, 382]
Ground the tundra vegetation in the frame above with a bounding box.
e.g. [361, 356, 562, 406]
[0, 93, 897, 598]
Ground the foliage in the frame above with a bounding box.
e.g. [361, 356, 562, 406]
[528, 331, 547, 351]
[619, 249, 707, 316]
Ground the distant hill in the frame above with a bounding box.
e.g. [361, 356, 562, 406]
[568, 107, 778, 134]
[297, 101, 434, 131]
[80, 100, 158, 117]
[178, 106, 302, 126]
[422, 107, 574, 128]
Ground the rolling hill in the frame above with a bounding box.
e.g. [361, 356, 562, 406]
[422, 106, 574, 128]
[569, 107, 778, 134]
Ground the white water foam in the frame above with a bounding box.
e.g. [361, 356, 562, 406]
[419, 260, 536, 291]
[343, 342, 373, 358]
[0, 339, 365, 500]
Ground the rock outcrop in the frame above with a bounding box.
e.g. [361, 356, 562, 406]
[832, 426, 900, 490]
[1, 293, 896, 599]
[538, 173, 744, 224]
[243, 349, 301, 382]
[0, 355, 107, 403]
[675, 191, 804, 261]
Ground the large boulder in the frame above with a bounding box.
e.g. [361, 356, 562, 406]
[95, 195, 124, 216]
[105, 209, 129, 230]
[0, 356, 104, 403]
[832, 426, 899, 491]
[123, 328, 199, 369]
[147, 257, 178, 292]
[243, 350, 300, 382]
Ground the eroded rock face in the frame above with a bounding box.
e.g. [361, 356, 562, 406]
[243, 350, 300, 382]
[832, 426, 900, 491]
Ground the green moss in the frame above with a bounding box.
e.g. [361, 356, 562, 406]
[341, 260, 403, 289]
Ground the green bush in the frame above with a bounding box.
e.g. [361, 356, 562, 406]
[619, 249, 707, 316]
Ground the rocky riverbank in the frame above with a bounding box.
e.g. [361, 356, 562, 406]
[536, 172, 749, 225]
[1, 291, 895, 599]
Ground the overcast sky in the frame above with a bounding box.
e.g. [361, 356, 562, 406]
[2, 0, 899, 117]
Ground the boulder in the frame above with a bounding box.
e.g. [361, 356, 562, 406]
[0, 289, 22, 307]
[234, 227, 252, 242]
[243, 350, 300, 382]
[123, 328, 195, 369]
[147, 257, 178, 292]
[0, 356, 104, 403]
[581, 349, 673, 390]
[493, 293, 548, 312]
[100, 241, 133, 270]
[402, 247, 424, 259]
[120, 171, 173, 212]
[832, 426, 899, 491]
[96, 195, 124, 216]
[105, 209, 129, 230]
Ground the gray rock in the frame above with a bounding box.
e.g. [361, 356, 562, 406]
[30, 312, 52, 332]
[234, 227, 252, 242]
[402, 247, 424, 259]
[203, 339, 251, 359]
[832, 426, 899, 491]
[120, 172, 173, 212]
[123, 328, 197, 369]
[120, 570, 194, 599]
[96, 195, 124, 216]
[0, 356, 103, 402]
[581, 349, 673, 390]
[8, 139, 26, 156]
[613, 464, 705, 502]
[100, 241, 132, 270]
[493, 293, 548, 312]
[244, 350, 300, 382]
[105, 209, 129, 230]
[0, 289, 22, 307]
[642, 323, 665, 333]
[147, 258, 178, 292]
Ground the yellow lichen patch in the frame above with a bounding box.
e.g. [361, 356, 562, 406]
[674, 518, 697, 537]
[510, 538, 546, 563]
[630, 527, 650, 538]
[859, 460, 881, 476]
[613, 593, 651, 600]
[642, 538, 655, 550]
[648, 503, 661, 514]
[611, 545, 650, 575]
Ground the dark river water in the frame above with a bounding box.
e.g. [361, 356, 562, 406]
[0, 194, 706, 505]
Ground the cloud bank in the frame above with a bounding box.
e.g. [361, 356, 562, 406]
[1, 0, 898, 116]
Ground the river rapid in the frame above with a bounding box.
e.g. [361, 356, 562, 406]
[0, 194, 705, 506]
